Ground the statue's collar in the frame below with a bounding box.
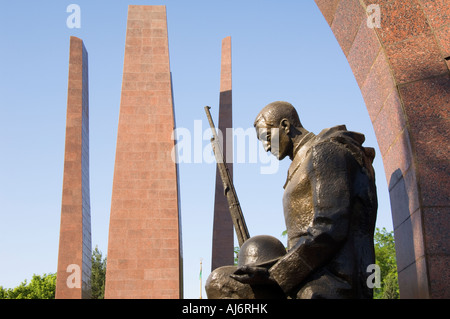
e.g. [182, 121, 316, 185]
[283, 132, 315, 189]
[292, 131, 315, 157]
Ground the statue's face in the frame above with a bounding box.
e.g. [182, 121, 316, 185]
[255, 121, 291, 160]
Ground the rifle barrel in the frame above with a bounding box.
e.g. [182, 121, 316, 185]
[204, 106, 250, 246]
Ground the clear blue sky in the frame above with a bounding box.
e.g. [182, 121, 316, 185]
[0, 1, 393, 299]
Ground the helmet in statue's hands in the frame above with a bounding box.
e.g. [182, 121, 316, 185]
[238, 235, 286, 268]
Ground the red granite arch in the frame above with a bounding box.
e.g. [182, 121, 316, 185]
[314, 0, 449, 298]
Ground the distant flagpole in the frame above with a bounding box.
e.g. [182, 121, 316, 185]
[199, 258, 203, 299]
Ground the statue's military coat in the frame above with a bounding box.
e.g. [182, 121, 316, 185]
[269, 125, 378, 299]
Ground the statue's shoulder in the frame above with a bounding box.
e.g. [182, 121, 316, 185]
[287, 127, 345, 170]
[285, 125, 375, 189]
[314, 125, 376, 166]
[316, 125, 364, 144]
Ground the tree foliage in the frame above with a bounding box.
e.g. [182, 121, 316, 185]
[234, 246, 240, 266]
[0, 273, 56, 299]
[90, 246, 107, 299]
[373, 227, 400, 299]
[0, 246, 107, 299]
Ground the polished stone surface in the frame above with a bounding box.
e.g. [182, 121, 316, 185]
[56, 36, 92, 299]
[105, 5, 182, 299]
[315, 0, 450, 298]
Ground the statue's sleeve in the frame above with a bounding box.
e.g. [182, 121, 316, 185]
[269, 141, 355, 295]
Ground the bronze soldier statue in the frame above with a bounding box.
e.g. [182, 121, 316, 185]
[206, 101, 378, 299]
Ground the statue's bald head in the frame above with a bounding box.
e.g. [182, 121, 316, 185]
[254, 101, 302, 129]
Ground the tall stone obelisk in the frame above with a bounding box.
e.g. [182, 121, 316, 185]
[56, 36, 92, 299]
[105, 5, 182, 299]
[211, 36, 234, 271]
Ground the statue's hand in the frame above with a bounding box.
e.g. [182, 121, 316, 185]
[230, 266, 274, 286]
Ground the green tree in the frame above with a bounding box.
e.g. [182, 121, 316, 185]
[0, 273, 56, 299]
[90, 246, 107, 299]
[0, 286, 6, 298]
[0, 246, 108, 299]
[373, 227, 400, 299]
[234, 246, 240, 266]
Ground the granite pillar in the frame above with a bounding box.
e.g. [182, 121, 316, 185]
[104, 5, 182, 299]
[211, 36, 235, 271]
[56, 36, 91, 299]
